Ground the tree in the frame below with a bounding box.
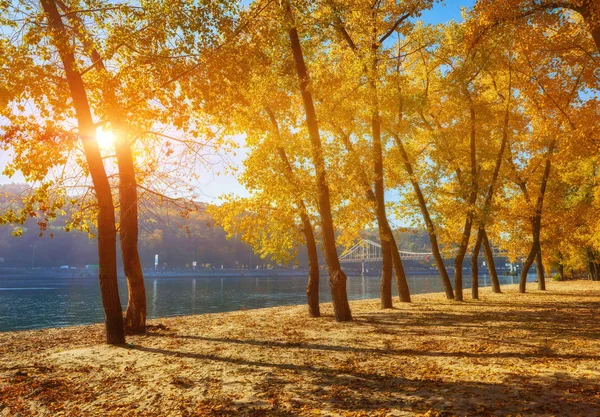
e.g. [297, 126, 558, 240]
[280, 0, 352, 321]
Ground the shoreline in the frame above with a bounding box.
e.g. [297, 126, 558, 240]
[0, 274, 536, 334]
[1, 280, 599, 416]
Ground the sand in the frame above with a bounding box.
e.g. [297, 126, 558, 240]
[0, 280, 599, 416]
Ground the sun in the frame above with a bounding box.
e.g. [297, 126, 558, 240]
[95, 126, 115, 149]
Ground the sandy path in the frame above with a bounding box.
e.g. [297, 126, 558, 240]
[1, 280, 599, 416]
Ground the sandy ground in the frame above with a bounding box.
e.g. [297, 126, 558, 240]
[0, 280, 599, 417]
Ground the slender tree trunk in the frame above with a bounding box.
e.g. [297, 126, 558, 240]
[53, 0, 146, 335]
[392, 134, 454, 299]
[335, 128, 405, 306]
[283, 1, 351, 321]
[471, 70, 510, 297]
[96, 68, 146, 335]
[519, 140, 554, 293]
[300, 211, 321, 317]
[519, 233, 538, 293]
[454, 95, 478, 302]
[558, 263, 564, 281]
[115, 142, 146, 334]
[380, 242, 394, 308]
[273, 139, 321, 318]
[482, 229, 501, 293]
[388, 230, 411, 302]
[535, 243, 546, 290]
[471, 231, 483, 299]
[369, 51, 410, 303]
[372, 105, 395, 306]
[40, 0, 124, 344]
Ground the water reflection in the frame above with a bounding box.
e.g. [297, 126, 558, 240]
[0, 272, 536, 331]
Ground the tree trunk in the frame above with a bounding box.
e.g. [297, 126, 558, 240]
[369, 50, 410, 304]
[482, 229, 501, 293]
[535, 243, 546, 290]
[273, 139, 321, 318]
[379, 242, 394, 308]
[40, 0, 124, 344]
[53, 0, 146, 335]
[519, 140, 554, 293]
[471, 231, 482, 299]
[388, 230, 411, 302]
[519, 237, 538, 293]
[270, 113, 322, 316]
[392, 133, 453, 299]
[283, 1, 351, 321]
[454, 95, 478, 302]
[580, 2, 600, 51]
[97, 70, 146, 335]
[300, 211, 321, 317]
[335, 128, 407, 305]
[558, 263, 564, 281]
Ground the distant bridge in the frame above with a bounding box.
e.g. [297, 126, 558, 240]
[339, 239, 433, 263]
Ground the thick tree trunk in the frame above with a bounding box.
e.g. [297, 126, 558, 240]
[580, 2, 600, 51]
[535, 243, 546, 290]
[41, 0, 124, 344]
[283, 1, 351, 321]
[392, 134, 454, 299]
[482, 229, 501, 293]
[471, 231, 483, 299]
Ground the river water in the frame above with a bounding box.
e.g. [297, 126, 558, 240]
[0, 272, 532, 332]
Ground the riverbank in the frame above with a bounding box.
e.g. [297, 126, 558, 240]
[1, 280, 599, 416]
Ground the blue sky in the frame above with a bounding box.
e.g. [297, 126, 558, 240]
[0, 0, 476, 202]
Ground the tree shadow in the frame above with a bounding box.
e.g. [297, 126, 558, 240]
[130, 344, 600, 416]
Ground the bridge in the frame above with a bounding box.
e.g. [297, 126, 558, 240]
[339, 239, 434, 263]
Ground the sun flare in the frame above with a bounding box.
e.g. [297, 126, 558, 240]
[95, 126, 114, 149]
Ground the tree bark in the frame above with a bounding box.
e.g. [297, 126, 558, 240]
[40, 0, 124, 344]
[274, 141, 321, 318]
[53, 1, 146, 335]
[558, 262, 564, 281]
[379, 243, 394, 308]
[300, 210, 321, 317]
[94, 62, 146, 335]
[282, 0, 351, 321]
[392, 133, 454, 299]
[454, 95, 478, 302]
[472, 69, 511, 296]
[535, 243, 546, 290]
[335, 127, 408, 306]
[579, 1, 600, 51]
[482, 229, 501, 293]
[519, 140, 554, 293]
[519, 232, 538, 293]
[471, 231, 483, 299]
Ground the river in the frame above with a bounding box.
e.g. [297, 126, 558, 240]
[0, 271, 534, 331]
